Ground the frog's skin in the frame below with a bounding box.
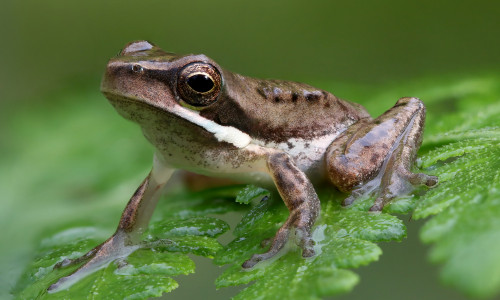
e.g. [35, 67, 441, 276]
[48, 41, 438, 291]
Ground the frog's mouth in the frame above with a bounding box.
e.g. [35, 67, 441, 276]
[102, 90, 252, 149]
[101, 90, 173, 127]
[102, 90, 147, 105]
[102, 89, 176, 113]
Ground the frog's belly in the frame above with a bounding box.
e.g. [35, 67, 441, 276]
[157, 133, 337, 187]
[156, 142, 272, 187]
[252, 134, 337, 183]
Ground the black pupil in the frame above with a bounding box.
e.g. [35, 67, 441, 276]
[187, 74, 214, 93]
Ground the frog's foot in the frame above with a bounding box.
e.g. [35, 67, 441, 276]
[341, 153, 439, 211]
[242, 211, 315, 269]
[48, 230, 141, 292]
[342, 169, 438, 209]
[53, 247, 99, 269]
[368, 166, 438, 211]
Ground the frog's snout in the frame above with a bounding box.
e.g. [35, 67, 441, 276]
[101, 60, 120, 94]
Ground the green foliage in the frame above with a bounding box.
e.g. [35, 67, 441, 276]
[373, 75, 500, 298]
[12, 188, 235, 299]
[215, 194, 405, 299]
[414, 105, 500, 296]
[235, 185, 269, 205]
[9, 74, 500, 299]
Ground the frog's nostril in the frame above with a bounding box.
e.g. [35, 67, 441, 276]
[131, 64, 143, 73]
[120, 40, 154, 56]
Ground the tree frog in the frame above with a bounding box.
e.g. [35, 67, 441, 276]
[49, 41, 437, 291]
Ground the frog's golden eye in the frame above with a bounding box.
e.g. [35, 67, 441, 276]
[177, 62, 222, 108]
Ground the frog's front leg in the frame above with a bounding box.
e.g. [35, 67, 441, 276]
[48, 155, 174, 292]
[327, 97, 438, 211]
[242, 152, 320, 268]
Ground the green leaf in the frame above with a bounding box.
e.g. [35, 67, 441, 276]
[153, 185, 247, 219]
[215, 192, 406, 299]
[149, 216, 229, 238]
[235, 185, 270, 204]
[411, 79, 500, 298]
[13, 190, 233, 299]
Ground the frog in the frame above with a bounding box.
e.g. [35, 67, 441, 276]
[48, 40, 438, 291]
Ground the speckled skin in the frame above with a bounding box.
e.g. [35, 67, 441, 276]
[49, 41, 437, 291]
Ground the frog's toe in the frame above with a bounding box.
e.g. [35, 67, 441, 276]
[301, 245, 316, 258]
[242, 253, 266, 269]
[368, 197, 385, 212]
[115, 257, 129, 269]
[53, 258, 74, 269]
[424, 175, 439, 187]
[295, 226, 315, 257]
[403, 170, 438, 187]
[342, 195, 355, 207]
[242, 219, 293, 269]
[242, 234, 289, 268]
[53, 247, 100, 269]
[370, 168, 438, 211]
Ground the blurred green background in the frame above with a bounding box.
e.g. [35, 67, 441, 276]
[1, 1, 499, 299]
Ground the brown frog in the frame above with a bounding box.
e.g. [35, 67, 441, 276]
[48, 41, 437, 291]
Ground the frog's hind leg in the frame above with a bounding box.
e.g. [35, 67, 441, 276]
[326, 97, 438, 211]
[48, 156, 174, 292]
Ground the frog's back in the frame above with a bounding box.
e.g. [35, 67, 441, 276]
[200, 71, 370, 143]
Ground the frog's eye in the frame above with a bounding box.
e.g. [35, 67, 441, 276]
[177, 62, 222, 108]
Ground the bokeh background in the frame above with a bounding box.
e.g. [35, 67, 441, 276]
[1, 1, 499, 299]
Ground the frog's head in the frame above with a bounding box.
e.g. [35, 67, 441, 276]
[101, 41, 251, 149]
[101, 41, 224, 118]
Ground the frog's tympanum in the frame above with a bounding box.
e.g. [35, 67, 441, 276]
[49, 41, 438, 291]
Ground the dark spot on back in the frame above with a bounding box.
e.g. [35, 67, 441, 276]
[370, 153, 379, 164]
[274, 96, 281, 103]
[287, 141, 294, 149]
[305, 91, 321, 102]
[324, 102, 330, 108]
[292, 92, 299, 102]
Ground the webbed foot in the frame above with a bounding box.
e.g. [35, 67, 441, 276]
[242, 210, 316, 269]
[342, 158, 438, 211]
[368, 167, 438, 211]
[48, 230, 140, 292]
